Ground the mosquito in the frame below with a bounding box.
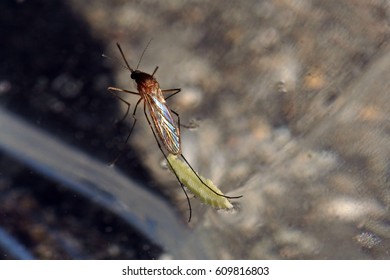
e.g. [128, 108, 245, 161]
[107, 42, 242, 222]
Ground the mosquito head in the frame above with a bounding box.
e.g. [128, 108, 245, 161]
[130, 70, 153, 86]
[130, 70, 145, 83]
[130, 70, 141, 80]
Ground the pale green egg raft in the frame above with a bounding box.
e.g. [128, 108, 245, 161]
[167, 154, 233, 209]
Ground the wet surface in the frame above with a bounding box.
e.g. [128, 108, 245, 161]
[0, 0, 389, 259]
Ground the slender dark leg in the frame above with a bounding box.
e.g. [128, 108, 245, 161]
[107, 86, 140, 96]
[170, 109, 181, 136]
[164, 88, 199, 129]
[107, 87, 140, 122]
[162, 88, 181, 100]
[143, 104, 193, 222]
[170, 106, 198, 131]
[123, 97, 142, 144]
[180, 155, 243, 199]
[172, 110, 242, 199]
[107, 86, 143, 165]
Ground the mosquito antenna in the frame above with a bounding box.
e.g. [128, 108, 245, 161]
[136, 38, 153, 70]
[116, 43, 134, 73]
[102, 53, 131, 72]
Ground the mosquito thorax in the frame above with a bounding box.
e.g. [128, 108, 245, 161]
[131, 70, 154, 84]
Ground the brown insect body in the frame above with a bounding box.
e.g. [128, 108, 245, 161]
[131, 70, 182, 155]
[107, 43, 241, 222]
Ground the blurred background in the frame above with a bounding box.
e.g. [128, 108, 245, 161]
[0, 0, 389, 259]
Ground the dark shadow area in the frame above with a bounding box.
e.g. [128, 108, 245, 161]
[0, 153, 162, 259]
[1, 0, 115, 157]
[0, 0, 163, 259]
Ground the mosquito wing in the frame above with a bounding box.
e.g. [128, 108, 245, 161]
[146, 91, 181, 155]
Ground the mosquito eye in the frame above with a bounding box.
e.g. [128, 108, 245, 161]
[130, 73, 135, 79]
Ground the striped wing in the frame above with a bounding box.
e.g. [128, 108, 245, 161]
[146, 93, 181, 155]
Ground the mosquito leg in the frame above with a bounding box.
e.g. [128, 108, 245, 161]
[170, 109, 236, 198]
[170, 109, 181, 135]
[164, 89, 196, 129]
[163, 89, 198, 129]
[108, 97, 143, 166]
[164, 88, 198, 129]
[143, 104, 193, 223]
[162, 88, 181, 100]
[108, 88, 131, 122]
[107, 87, 140, 122]
[170, 109, 198, 132]
[123, 97, 142, 143]
[107, 86, 139, 95]
[180, 154, 243, 199]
